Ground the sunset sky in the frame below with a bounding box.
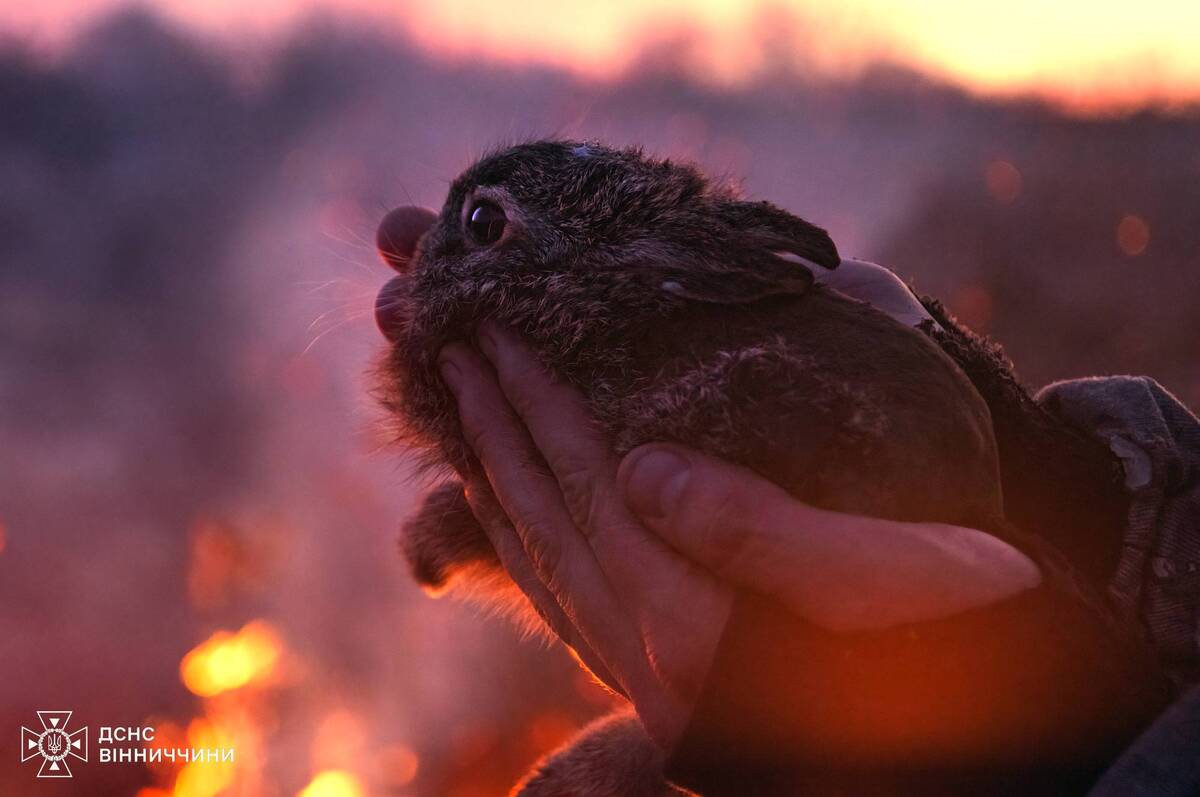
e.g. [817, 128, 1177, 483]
[5, 0, 1200, 112]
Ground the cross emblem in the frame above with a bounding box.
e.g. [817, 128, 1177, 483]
[20, 711, 88, 778]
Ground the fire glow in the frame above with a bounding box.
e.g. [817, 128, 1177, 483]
[180, 621, 283, 698]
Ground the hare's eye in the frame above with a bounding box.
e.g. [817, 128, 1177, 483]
[467, 201, 507, 245]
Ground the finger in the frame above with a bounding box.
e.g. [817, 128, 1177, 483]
[475, 322, 678, 606]
[462, 473, 627, 697]
[617, 443, 820, 594]
[474, 324, 735, 711]
[476, 321, 616, 531]
[814, 258, 939, 330]
[438, 343, 668, 712]
[618, 443, 1041, 631]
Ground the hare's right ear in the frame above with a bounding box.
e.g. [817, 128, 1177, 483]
[719, 200, 841, 271]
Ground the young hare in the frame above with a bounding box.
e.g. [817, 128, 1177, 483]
[374, 141, 1013, 794]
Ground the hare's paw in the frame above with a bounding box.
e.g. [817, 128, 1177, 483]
[400, 481, 498, 590]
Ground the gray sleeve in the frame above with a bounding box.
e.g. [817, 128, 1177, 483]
[1037, 376, 1200, 686]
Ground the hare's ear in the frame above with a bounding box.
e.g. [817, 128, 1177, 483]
[720, 200, 840, 270]
[646, 201, 839, 305]
[656, 249, 815, 304]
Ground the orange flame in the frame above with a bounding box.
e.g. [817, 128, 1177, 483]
[169, 718, 239, 797]
[179, 621, 282, 697]
[297, 769, 366, 797]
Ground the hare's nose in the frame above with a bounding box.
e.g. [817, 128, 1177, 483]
[375, 276, 407, 342]
[376, 206, 437, 272]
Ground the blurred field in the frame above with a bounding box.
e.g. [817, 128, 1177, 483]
[0, 8, 1196, 796]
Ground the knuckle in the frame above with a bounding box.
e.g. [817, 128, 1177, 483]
[556, 459, 599, 531]
[460, 417, 493, 459]
[503, 375, 542, 418]
[457, 398, 519, 464]
[497, 358, 548, 413]
[521, 521, 565, 581]
[514, 447, 552, 479]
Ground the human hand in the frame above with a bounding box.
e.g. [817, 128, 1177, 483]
[618, 443, 1042, 634]
[438, 325, 733, 751]
[436, 323, 1040, 754]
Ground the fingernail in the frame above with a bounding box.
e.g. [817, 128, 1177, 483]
[438, 351, 464, 393]
[623, 447, 691, 520]
[476, 322, 499, 362]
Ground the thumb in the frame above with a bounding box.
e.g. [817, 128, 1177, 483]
[618, 444, 1043, 632]
[616, 443, 819, 594]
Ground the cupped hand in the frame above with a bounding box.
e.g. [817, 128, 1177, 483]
[436, 322, 1040, 755]
[438, 325, 733, 751]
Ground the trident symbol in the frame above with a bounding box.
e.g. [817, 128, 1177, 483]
[20, 711, 88, 778]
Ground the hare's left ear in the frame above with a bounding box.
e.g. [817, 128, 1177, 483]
[720, 200, 840, 271]
[646, 200, 840, 305]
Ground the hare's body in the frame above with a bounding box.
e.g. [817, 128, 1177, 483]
[379, 141, 1003, 589]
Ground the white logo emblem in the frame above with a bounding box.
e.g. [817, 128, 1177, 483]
[20, 711, 88, 778]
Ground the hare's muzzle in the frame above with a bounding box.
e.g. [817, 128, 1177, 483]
[374, 276, 408, 342]
[374, 205, 436, 342]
